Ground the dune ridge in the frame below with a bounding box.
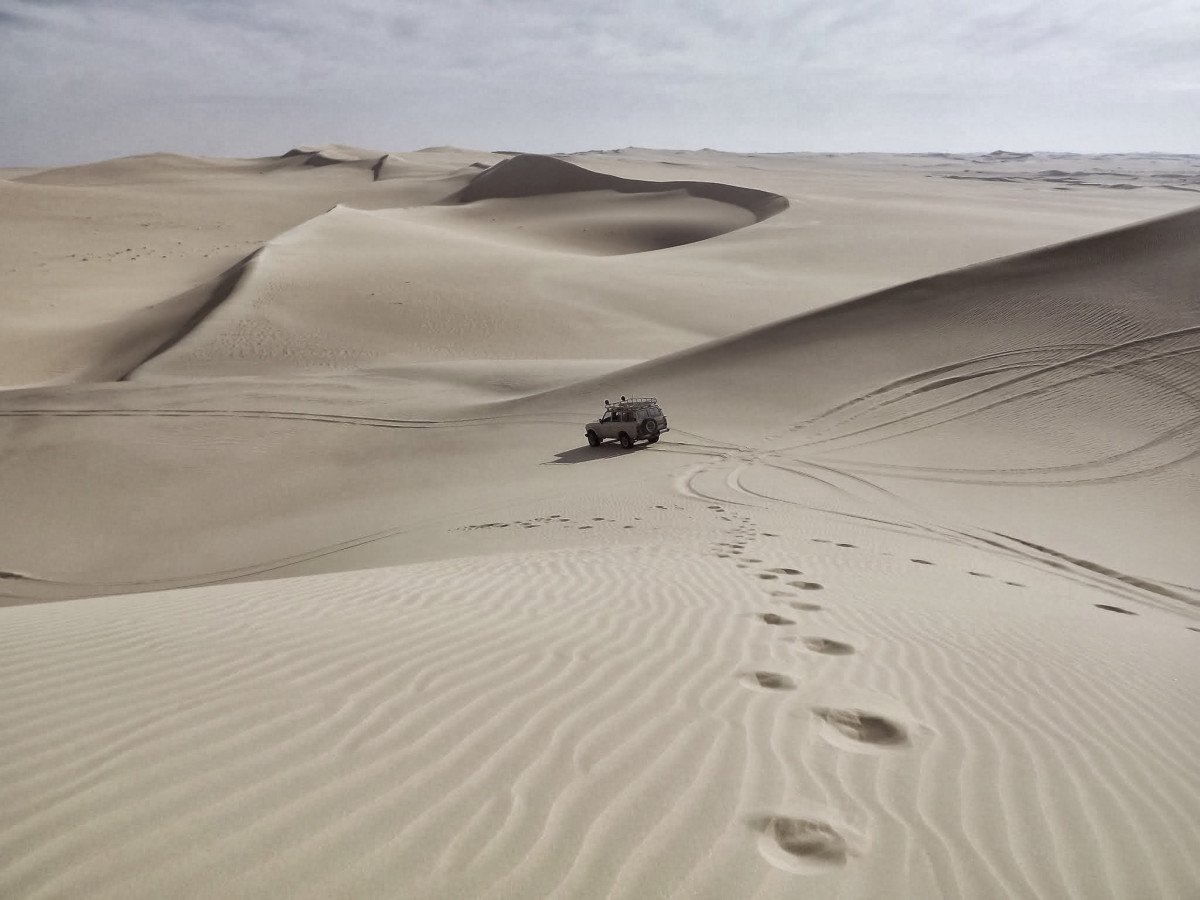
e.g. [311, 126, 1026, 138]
[119, 250, 262, 379]
[442, 152, 790, 222]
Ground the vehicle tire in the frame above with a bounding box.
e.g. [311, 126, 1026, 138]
[643, 418, 659, 435]
[648, 434, 659, 444]
[619, 432, 633, 449]
[586, 430, 601, 447]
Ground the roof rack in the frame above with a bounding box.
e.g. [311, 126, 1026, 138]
[605, 397, 659, 408]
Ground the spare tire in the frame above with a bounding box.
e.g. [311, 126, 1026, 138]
[643, 418, 659, 434]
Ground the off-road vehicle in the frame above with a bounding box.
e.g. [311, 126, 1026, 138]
[585, 397, 669, 449]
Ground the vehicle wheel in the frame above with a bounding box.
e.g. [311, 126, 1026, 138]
[586, 430, 600, 447]
[647, 434, 659, 444]
[643, 418, 659, 435]
[619, 432, 633, 449]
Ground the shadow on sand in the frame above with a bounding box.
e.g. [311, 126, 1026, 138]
[545, 443, 648, 465]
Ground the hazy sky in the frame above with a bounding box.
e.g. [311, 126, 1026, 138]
[2, 0, 1197, 165]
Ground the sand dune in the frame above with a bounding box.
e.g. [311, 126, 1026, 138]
[0, 147, 504, 387]
[110, 157, 780, 377]
[12, 152, 252, 186]
[2, 533, 1197, 898]
[518, 206, 1200, 586]
[1, 147, 1198, 899]
[443, 152, 789, 221]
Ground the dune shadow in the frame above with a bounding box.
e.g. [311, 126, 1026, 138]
[545, 444, 647, 465]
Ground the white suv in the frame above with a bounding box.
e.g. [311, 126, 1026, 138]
[585, 397, 669, 449]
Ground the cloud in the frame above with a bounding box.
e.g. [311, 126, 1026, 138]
[0, 0, 1196, 163]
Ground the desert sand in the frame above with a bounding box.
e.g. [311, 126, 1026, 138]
[1, 145, 1198, 899]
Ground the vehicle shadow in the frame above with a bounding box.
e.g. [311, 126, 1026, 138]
[545, 443, 647, 465]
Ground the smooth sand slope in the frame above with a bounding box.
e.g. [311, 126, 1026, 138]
[1, 147, 1198, 899]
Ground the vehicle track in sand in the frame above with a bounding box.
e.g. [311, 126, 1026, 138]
[768, 330, 1200, 488]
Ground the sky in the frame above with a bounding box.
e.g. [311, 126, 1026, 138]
[1, 0, 1197, 165]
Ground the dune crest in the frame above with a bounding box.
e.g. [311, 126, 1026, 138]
[14, 152, 236, 186]
[442, 152, 790, 222]
[280, 144, 384, 165]
[416, 153, 792, 255]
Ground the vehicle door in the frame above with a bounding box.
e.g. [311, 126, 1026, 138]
[596, 410, 617, 439]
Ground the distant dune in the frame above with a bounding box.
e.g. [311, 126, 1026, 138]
[443, 152, 790, 221]
[1, 147, 1197, 900]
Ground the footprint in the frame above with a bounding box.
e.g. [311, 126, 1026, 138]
[757, 573, 778, 580]
[814, 707, 907, 747]
[748, 816, 850, 870]
[770, 568, 802, 575]
[835, 543, 856, 548]
[788, 581, 824, 591]
[745, 558, 763, 563]
[769, 816, 847, 861]
[968, 571, 991, 578]
[788, 602, 822, 611]
[911, 559, 933, 565]
[741, 671, 797, 691]
[1004, 581, 1025, 587]
[1095, 604, 1136, 615]
[760, 613, 795, 626]
[801, 637, 855, 655]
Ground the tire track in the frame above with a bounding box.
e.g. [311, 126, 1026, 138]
[784, 331, 1200, 454]
[780, 342, 1107, 443]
